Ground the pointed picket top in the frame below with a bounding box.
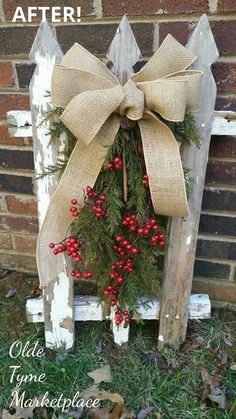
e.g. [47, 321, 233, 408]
[30, 19, 63, 63]
[107, 15, 141, 84]
[187, 14, 219, 68]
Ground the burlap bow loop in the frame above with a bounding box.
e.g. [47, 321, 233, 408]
[37, 34, 203, 287]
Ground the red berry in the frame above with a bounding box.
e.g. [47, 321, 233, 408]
[123, 310, 129, 316]
[105, 163, 113, 170]
[158, 234, 164, 241]
[116, 236, 123, 242]
[159, 241, 165, 247]
[53, 249, 59, 255]
[71, 199, 78, 205]
[73, 243, 80, 249]
[131, 247, 138, 254]
[49, 242, 55, 249]
[71, 270, 76, 277]
[124, 317, 130, 324]
[137, 228, 143, 235]
[115, 319, 122, 325]
[117, 276, 124, 284]
[76, 272, 81, 279]
[104, 290, 109, 296]
[111, 300, 116, 306]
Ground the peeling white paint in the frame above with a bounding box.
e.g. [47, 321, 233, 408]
[27, 294, 211, 323]
[45, 272, 73, 350]
[165, 314, 169, 318]
[175, 315, 180, 319]
[158, 335, 164, 342]
[186, 235, 192, 246]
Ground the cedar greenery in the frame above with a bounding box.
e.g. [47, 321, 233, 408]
[41, 107, 201, 318]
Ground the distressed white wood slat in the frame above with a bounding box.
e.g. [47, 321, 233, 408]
[106, 15, 141, 345]
[29, 20, 74, 349]
[158, 14, 219, 351]
[26, 294, 211, 323]
[7, 110, 236, 138]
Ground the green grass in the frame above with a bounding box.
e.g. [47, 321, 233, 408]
[0, 292, 236, 418]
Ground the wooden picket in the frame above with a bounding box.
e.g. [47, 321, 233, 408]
[158, 14, 219, 350]
[7, 14, 235, 351]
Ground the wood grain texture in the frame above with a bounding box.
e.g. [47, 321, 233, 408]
[26, 294, 211, 323]
[29, 20, 74, 350]
[158, 14, 219, 350]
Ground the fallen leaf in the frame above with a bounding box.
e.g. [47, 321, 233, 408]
[223, 333, 233, 347]
[2, 389, 41, 419]
[82, 385, 134, 419]
[0, 268, 10, 279]
[183, 340, 202, 353]
[5, 288, 17, 298]
[26, 287, 42, 299]
[88, 365, 111, 384]
[138, 347, 166, 369]
[230, 363, 236, 371]
[137, 406, 154, 418]
[200, 367, 226, 409]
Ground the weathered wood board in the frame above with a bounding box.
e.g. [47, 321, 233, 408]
[29, 20, 74, 349]
[158, 14, 219, 350]
[27, 294, 211, 324]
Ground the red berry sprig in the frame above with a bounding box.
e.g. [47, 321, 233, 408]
[121, 214, 138, 232]
[86, 186, 109, 219]
[70, 198, 80, 218]
[49, 237, 93, 280]
[105, 156, 123, 171]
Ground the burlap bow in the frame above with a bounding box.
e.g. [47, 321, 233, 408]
[37, 34, 202, 286]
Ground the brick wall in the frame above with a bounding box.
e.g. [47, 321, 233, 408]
[0, 0, 235, 304]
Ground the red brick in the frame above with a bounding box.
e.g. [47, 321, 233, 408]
[160, 20, 236, 55]
[192, 278, 236, 304]
[206, 161, 236, 185]
[0, 195, 7, 212]
[212, 62, 236, 93]
[159, 21, 195, 46]
[210, 136, 236, 158]
[0, 122, 32, 146]
[0, 62, 15, 87]
[217, 0, 236, 12]
[3, 0, 94, 21]
[57, 22, 153, 56]
[13, 234, 37, 254]
[0, 214, 38, 234]
[6, 194, 37, 215]
[0, 94, 30, 119]
[0, 233, 12, 250]
[0, 251, 37, 273]
[211, 21, 236, 55]
[102, 0, 208, 16]
[216, 95, 236, 112]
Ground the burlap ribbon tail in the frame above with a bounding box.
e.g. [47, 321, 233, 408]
[37, 34, 203, 287]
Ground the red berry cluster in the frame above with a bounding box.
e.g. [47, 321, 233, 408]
[49, 238, 93, 280]
[114, 236, 138, 255]
[70, 199, 80, 218]
[151, 233, 165, 247]
[105, 156, 123, 171]
[137, 218, 159, 235]
[86, 186, 108, 219]
[122, 214, 138, 231]
[115, 309, 131, 326]
[142, 174, 149, 187]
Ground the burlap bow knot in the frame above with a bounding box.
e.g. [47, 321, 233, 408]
[37, 34, 202, 286]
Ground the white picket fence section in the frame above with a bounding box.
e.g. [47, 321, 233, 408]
[7, 14, 236, 350]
